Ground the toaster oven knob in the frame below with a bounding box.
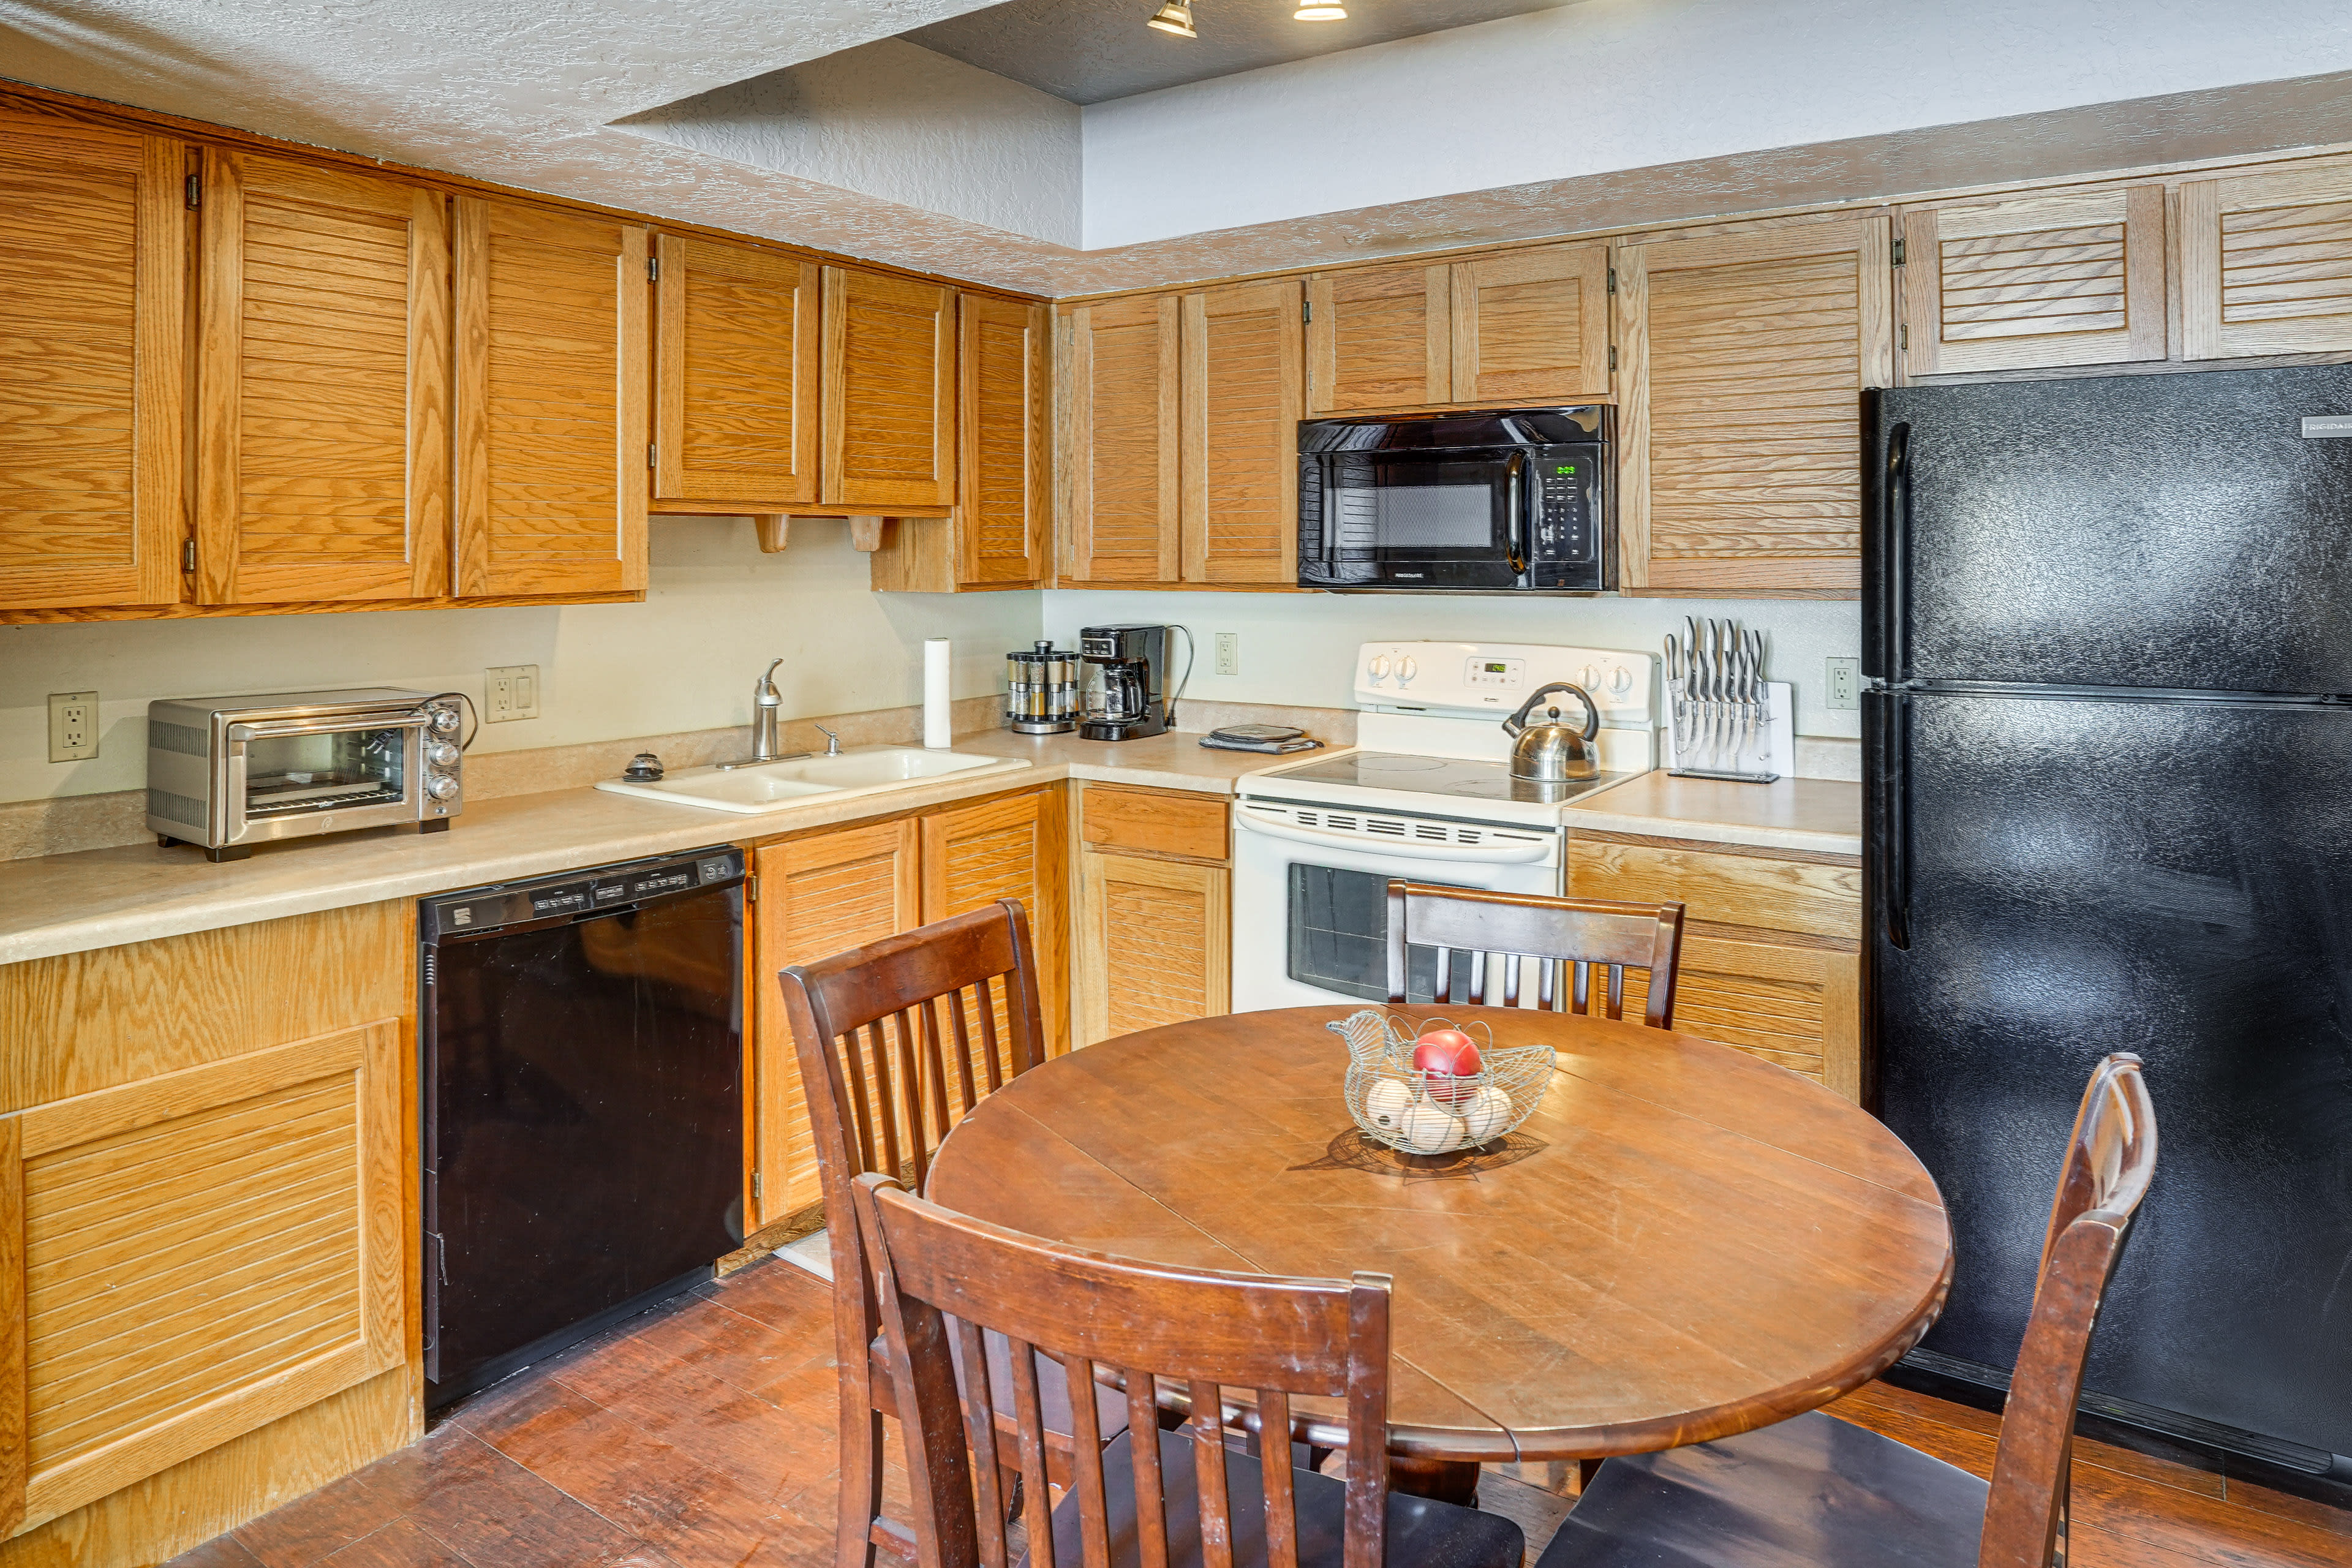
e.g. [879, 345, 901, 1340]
[430, 706, 461, 734]
[425, 773, 460, 801]
[426, 741, 460, 768]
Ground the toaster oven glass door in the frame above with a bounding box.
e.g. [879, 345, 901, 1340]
[1325, 451, 1528, 587]
[240, 720, 413, 819]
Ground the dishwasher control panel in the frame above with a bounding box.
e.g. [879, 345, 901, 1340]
[420, 845, 745, 941]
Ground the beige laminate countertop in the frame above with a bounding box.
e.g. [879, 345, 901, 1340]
[1564, 771, 1863, 857]
[0, 729, 1270, 967]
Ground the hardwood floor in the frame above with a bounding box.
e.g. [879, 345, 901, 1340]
[167, 1253, 2351, 1567]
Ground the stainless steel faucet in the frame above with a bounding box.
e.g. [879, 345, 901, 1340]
[750, 658, 784, 761]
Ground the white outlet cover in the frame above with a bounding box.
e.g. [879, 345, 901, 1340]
[48, 691, 99, 763]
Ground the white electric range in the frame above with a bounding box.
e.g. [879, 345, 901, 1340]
[1229, 640, 1656, 1012]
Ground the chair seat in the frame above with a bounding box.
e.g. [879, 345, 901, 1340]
[1535, 1411, 1989, 1568]
[1025, 1426, 1525, 1568]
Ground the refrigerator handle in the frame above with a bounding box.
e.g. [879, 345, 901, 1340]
[1877, 689, 1913, 951]
[1870, 421, 1911, 683]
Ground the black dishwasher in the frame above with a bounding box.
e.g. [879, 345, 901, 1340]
[420, 846, 745, 1409]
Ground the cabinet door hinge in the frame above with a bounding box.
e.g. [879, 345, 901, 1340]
[1900, 324, 1909, 352]
[1608, 345, 1618, 372]
[181, 538, 196, 573]
[1607, 267, 1616, 295]
[1891, 237, 1906, 266]
[648, 255, 660, 282]
[647, 442, 658, 470]
[745, 873, 758, 903]
[750, 1170, 762, 1200]
[1302, 299, 1311, 323]
[184, 173, 201, 210]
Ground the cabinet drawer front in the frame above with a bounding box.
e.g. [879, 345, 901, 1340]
[1081, 785, 1229, 863]
[1568, 837, 1860, 940]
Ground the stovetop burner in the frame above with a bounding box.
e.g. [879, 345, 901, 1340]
[1261, 750, 1629, 807]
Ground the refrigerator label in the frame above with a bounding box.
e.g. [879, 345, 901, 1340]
[2299, 416, 2352, 437]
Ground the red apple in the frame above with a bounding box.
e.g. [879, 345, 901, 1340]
[1412, 1028, 1482, 1101]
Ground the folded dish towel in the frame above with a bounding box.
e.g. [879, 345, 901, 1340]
[1198, 724, 1322, 754]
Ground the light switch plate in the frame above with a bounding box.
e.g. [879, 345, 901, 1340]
[1825, 657, 1861, 710]
[1215, 632, 1238, 676]
[48, 691, 99, 762]
[485, 665, 540, 723]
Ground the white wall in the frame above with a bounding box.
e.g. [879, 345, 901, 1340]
[1080, 0, 2352, 248]
[1044, 592, 1861, 741]
[619, 39, 1083, 247]
[1, 519, 1044, 805]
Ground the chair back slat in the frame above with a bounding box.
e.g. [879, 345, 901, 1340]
[1386, 883, 1685, 1029]
[954, 1316, 1011, 1568]
[853, 1175, 1395, 1568]
[1977, 1054, 2158, 1568]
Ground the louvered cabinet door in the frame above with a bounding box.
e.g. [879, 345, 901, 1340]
[919, 788, 1069, 1057]
[1060, 293, 1180, 583]
[654, 235, 818, 508]
[1616, 215, 1893, 597]
[1181, 279, 1302, 586]
[1306, 262, 1448, 414]
[956, 295, 1048, 586]
[0, 1022, 404, 1537]
[750, 820, 919, 1227]
[821, 267, 954, 510]
[0, 111, 184, 611]
[1076, 851, 1229, 1048]
[1899, 186, 2165, 377]
[196, 152, 450, 604]
[453, 197, 647, 598]
[1450, 243, 1611, 404]
[2181, 159, 2352, 360]
[1608, 933, 1861, 1100]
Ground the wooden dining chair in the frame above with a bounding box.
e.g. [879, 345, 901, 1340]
[780, 899, 1122, 1568]
[1536, 1052, 2158, 1568]
[1385, 881, 1687, 1027]
[851, 1170, 1529, 1568]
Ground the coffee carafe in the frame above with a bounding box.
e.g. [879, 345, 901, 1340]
[1078, 624, 1177, 741]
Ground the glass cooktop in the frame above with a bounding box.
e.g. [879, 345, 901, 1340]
[1262, 750, 1629, 806]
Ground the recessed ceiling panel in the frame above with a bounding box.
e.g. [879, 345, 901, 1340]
[903, 0, 1578, 105]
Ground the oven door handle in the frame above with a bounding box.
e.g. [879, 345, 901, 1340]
[1234, 804, 1556, 865]
[227, 713, 429, 743]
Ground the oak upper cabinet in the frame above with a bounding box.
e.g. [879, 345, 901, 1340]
[1616, 214, 1893, 597]
[1060, 293, 1180, 582]
[2180, 158, 2352, 360]
[1073, 784, 1231, 1049]
[956, 293, 1049, 586]
[1448, 243, 1612, 404]
[1181, 279, 1303, 585]
[1306, 261, 1449, 414]
[0, 108, 185, 612]
[1898, 185, 2165, 377]
[821, 266, 955, 511]
[749, 818, 921, 1227]
[453, 197, 647, 598]
[196, 151, 451, 605]
[653, 235, 820, 510]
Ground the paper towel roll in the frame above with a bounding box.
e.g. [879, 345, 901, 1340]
[923, 639, 951, 748]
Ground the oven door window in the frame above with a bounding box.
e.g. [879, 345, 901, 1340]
[1325, 453, 1522, 588]
[243, 725, 410, 817]
[1287, 862, 1473, 1003]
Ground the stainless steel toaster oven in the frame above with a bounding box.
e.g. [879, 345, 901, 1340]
[148, 688, 466, 861]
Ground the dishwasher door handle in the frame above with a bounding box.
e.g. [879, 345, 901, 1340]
[1234, 804, 1556, 865]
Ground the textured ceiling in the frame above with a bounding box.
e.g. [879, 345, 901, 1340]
[903, 0, 1575, 104]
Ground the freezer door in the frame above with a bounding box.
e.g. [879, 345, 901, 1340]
[1868, 689, 2352, 1458]
[1866, 366, 2352, 692]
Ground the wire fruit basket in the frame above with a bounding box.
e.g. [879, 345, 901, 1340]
[1330, 1009, 1553, 1155]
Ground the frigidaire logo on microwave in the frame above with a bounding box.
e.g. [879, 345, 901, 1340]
[2300, 416, 2352, 438]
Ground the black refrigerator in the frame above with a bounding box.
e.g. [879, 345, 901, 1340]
[1863, 364, 2352, 1489]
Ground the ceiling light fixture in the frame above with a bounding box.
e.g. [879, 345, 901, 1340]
[1147, 0, 1198, 37]
[1293, 0, 1348, 18]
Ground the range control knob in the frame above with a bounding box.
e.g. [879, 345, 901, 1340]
[1578, 664, 1602, 690]
[429, 706, 461, 734]
[1397, 655, 1417, 682]
[425, 774, 460, 802]
[426, 741, 460, 768]
[1610, 665, 1637, 695]
[1368, 654, 1391, 682]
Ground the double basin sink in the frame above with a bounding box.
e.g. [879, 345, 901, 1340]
[594, 746, 1029, 815]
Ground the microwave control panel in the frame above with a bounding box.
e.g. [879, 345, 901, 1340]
[1532, 448, 1596, 570]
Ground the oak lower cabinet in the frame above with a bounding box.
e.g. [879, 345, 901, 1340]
[1072, 784, 1231, 1048]
[747, 786, 1068, 1232]
[1615, 214, 1893, 597]
[1566, 831, 1861, 1101]
[0, 903, 418, 1565]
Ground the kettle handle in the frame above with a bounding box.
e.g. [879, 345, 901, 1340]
[1502, 681, 1600, 740]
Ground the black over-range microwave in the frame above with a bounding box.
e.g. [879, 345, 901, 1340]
[1297, 406, 1612, 592]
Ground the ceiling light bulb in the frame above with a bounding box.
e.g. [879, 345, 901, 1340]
[1293, 0, 1346, 18]
[1147, 0, 1197, 37]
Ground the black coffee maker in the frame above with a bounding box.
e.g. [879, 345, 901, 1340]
[1078, 624, 1177, 741]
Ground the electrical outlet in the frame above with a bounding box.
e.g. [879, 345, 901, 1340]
[48, 692, 98, 762]
[484, 665, 540, 723]
[1825, 657, 1861, 711]
[1215, 632, 1239, 677]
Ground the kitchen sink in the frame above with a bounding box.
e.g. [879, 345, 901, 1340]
[594, 747, 1027, 815]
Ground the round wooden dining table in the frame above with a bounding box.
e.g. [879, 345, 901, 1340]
[925, 1004, 1953, 1499]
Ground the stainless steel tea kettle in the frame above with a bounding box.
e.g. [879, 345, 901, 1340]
[1502, 682, 1602, 782]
